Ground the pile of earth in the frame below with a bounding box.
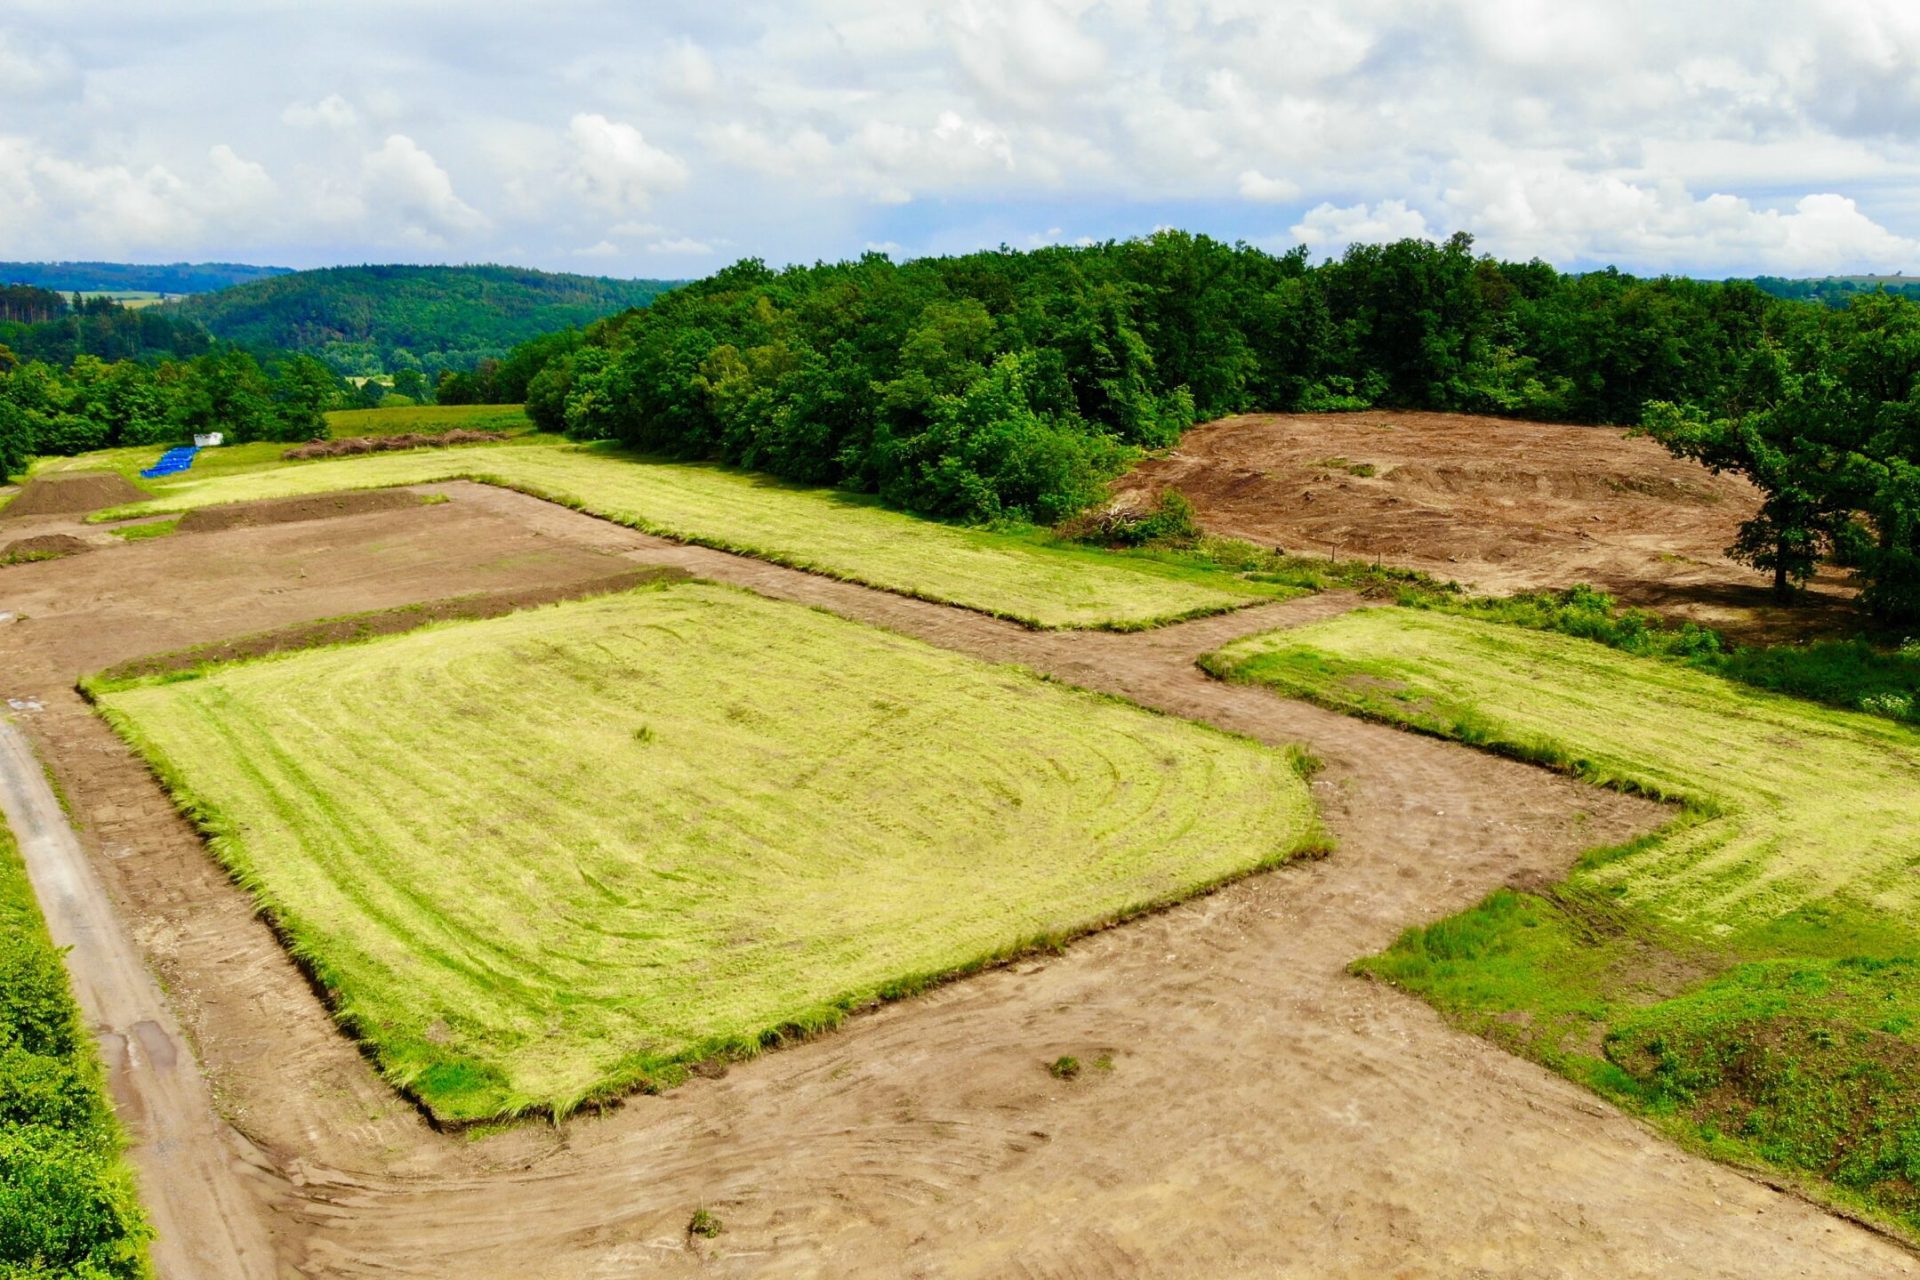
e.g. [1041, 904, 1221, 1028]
[2, 472, 146, 518]
[284, 430, 509, 460]
[175, 490, 430, 533]
[1, 533, 92, 564]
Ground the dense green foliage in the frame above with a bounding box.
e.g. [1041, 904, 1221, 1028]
[503, 233, 1803, 525]
[0, 292, 212, 366]
[0, 823, 150, 1277]
[0, 261, 289, 295]
[166, 265, 678, 380]
[1639, 293, 1920, 622]
[0, 349, 342, 477]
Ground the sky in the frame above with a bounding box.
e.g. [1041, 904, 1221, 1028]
[4, 0, 1920, 278]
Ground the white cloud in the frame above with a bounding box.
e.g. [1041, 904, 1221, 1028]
[1291, 200, 1435, 252]
[1440, 165, 1920, 272]
[573, 239, 620, 257]
[565, 113, 687, 212]
[0, 31, 77, 99]
[1238, 169, 1300, 203]
[361, 134, 488, 243]
[7, 2, 1920, 271]
[281, 93, 358, 130]
[647, 236, 714, 255]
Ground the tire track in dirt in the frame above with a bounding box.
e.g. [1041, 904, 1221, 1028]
[2, 481, 1914, 1276]
[0, 721, 278, 1278]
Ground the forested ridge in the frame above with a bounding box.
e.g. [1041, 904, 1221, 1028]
[165, 264, 680, 380]
[0, 286, 214, 365]
[504, 231, 1920, 620]
[0, 261, 290, 295]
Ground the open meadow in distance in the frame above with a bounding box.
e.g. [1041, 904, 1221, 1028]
[1205, 608, 1920, 1231]
[91, 582, 1322, 1123]
[84, 439, 1273, 628]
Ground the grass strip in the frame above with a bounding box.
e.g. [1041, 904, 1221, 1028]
[0, 813, 151, 1276]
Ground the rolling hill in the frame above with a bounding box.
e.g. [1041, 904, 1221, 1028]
[0, 261, 292, 295]
[164, 264, 681, 376]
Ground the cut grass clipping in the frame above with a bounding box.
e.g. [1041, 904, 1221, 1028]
[1205, 608, 1920, 1234]
[91, 582, 1322, 1124]
[91, 440, 1270, 629]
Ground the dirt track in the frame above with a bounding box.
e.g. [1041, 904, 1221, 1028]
[1, 482, 1913, 1276]
[1117, 411, 1856, 638]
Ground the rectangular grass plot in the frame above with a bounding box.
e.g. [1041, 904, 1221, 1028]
[95, 582, 1320, 1122]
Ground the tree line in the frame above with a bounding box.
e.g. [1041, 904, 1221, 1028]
[0, 347, 338, 479]
[0, 287, 213, 365]
[495, 231, 1920, 621]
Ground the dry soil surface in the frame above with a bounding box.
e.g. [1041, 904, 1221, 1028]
[0, 481, 1911, 1278]
[1117, 411, 1856, 639]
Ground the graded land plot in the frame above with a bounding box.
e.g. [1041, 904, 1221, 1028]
[1118, 411, 1855, 637]
[91, 441, 1272, 628]
[1206, 608, 1920, 1231]
[91, 582, 1322, 1123]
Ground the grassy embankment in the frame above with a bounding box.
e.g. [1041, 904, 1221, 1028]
[0, 819, 150, 1276]
[90, 582, 1325, 1123]
[82, 436, 1290, 629]
[1204, 608, 1920, 1232]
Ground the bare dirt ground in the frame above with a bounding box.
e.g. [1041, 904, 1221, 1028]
[0, 481, 1913, 1277]
[1117, 411, 1857, 640]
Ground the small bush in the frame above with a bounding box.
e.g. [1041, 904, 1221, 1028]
[687, 1208, 722, 1239]
[1066, 488, 1200, 548]
[1047, 1055, 1081, 1080]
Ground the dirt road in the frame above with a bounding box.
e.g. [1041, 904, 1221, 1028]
[1, 482, 1913, 1276]
[0, 720, 277, 1278]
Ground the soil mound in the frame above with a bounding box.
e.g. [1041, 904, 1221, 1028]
[3, 472, 146, 518]
[2, 533, 92, 564]
[176, 489, 428, 534]
[283, 430, 508, 460]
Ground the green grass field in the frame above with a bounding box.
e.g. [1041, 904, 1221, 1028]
[1206, 608, 1920, 1230]
[324, 404, 534, 437]
[91, 440, 1273, 629]
[93, 582, 1322, 1122]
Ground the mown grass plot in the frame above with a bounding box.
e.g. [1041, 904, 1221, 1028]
[95, 584, 1320, 1122]
[1205, 608, 1920, 1231]
[94, 441, 1267, 629]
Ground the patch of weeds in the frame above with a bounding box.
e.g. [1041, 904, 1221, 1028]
[1313, 456, 1378, 478]
[633, 725, 655, 744]
[1047, 1055, 1082, 1080]
[688, 1208, 723, 1239]
[109, 518, 180, 542]
[1091, 1053, 1114, 1072]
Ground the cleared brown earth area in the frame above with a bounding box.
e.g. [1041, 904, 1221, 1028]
[172, 488, 433, 533]
[1, 470, 145, 517]
[0, 482, 1912, 1277]
[1118, 411, 1856, 638]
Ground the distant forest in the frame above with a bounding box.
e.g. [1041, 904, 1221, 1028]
[498, 232, 1920, 621]
[0, 286, 213, 364]
[165, 265, 681, 380]
[0, 261, 291, 294]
